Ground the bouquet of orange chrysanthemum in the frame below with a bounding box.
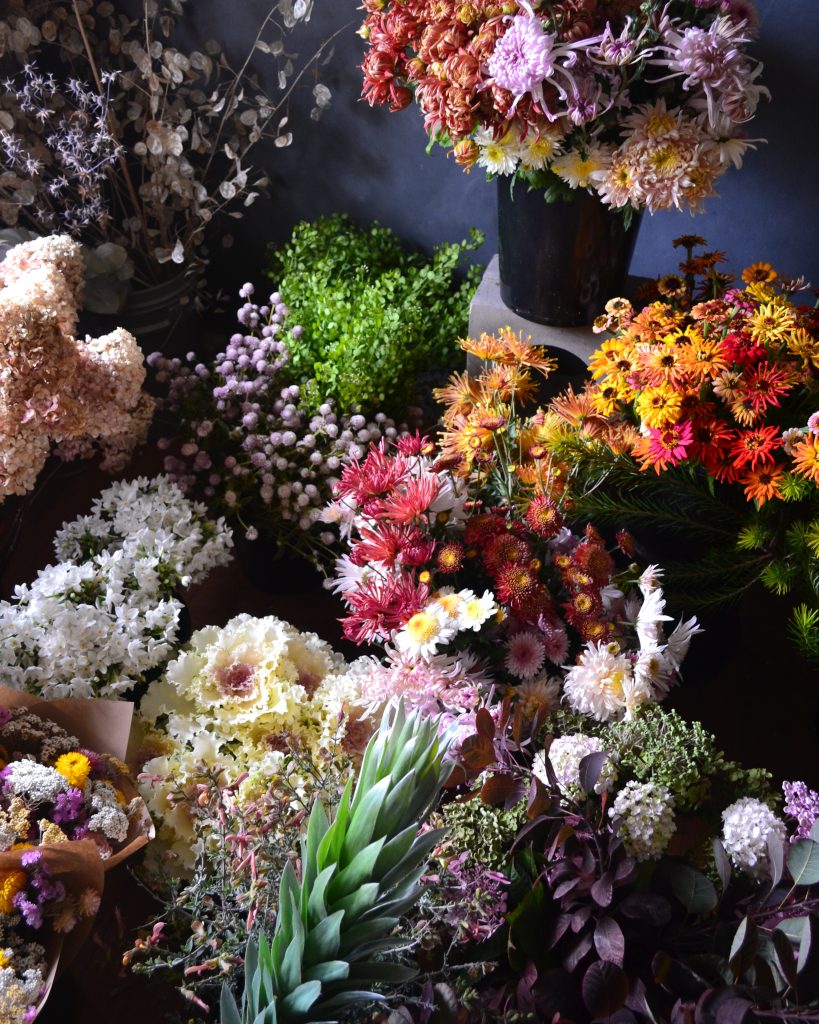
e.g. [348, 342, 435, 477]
[546, 239, 819, 658]
[556, 238, 819, 506]
[321, 329, 699, 728]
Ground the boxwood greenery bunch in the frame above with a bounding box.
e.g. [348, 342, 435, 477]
[267, 214, 483, 415]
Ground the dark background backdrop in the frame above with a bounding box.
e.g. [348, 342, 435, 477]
[175, 0, 819, 289]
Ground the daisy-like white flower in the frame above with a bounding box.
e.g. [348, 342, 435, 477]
[505, 630, 547, 679]
[562, 641, 634, 722]
[326, 553, 382, 596]
[475, 129, 520, 176]
[459, 590, 498, 632]
[551, 145, 610, 188]
[517, 126, 564, 170]
[633, 647, 674, 700]
[394, 605, 455, 657]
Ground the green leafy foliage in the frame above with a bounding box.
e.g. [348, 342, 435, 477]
[220, 703, 452, 1024]
[267, 215, 483, 415]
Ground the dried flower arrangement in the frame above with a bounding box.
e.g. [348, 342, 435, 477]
[0, 0, 333, 309]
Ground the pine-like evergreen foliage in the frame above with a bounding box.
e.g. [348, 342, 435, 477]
[220, 703, 452, 1024]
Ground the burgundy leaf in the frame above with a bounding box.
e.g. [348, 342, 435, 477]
[582, 960, 630, 1018]
[594, 916, 625, 967]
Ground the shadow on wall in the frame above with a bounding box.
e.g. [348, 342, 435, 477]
[181, 0, 819, 292]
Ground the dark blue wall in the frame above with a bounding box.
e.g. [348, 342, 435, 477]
[186, 0, 819, 288]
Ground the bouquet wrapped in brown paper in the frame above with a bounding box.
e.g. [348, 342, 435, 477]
[0, 686, 153, 1019]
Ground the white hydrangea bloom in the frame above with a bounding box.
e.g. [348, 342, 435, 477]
[610, 780, 676, 861]
[533, 734, 617, 800]
[721, 797, 787, 879]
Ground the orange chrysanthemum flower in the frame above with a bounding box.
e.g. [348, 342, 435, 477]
[741, 463, 785, 504]
[792, 434, 819, 484]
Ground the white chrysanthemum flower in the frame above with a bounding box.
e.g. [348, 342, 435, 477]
[721, 797, 787, 879]
[475, 128, 520, 176]
[665, 616, 702, 670]
[517, 127, 563, 170]
[611, 781, 676, 861]
[635, 587, 672, 651]
[551, 144, 610, 188]
[534, 733, 618, 799]
[394, 605, 455, 657]
[459, 590, 498, 632]
[562, 642, 636, 722]
[516, 675, 561, 719]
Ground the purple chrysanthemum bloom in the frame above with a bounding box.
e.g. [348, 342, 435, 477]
[487, 14, 558, 98]
[807, 413, 819, 436]
[783, 780, 819, 841]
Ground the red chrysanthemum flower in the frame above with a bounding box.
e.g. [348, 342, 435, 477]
[436, 542, 465, 574]
[688, 411, 735, 465]
[494, 563, 544, 610]
[728, 425, 782, 471]
[341, 573, 430, 645]
[379, 474, 441, 524]
[569, 539, 614, 584]
[483, 532, 533, 574]
[615, 529, 636, 557]
[351, 523, 424, 568]
[396, 431, 436, 456]
[719, 331, 767, 368]
[524, 495, 564, 539]
[463, 512, 507, 547]
[336, 442, 410, 504]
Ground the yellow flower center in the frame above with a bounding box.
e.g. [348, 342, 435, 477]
[405, 612, 440, 645]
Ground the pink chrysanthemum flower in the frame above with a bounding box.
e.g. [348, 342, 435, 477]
[504, 629, 546, 679]
[539, 617, 570, 665]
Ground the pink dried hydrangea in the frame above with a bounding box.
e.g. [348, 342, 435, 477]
[0, 235, 153, 498]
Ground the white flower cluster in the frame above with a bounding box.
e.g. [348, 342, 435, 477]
[4, 761, 68, 806]
[721, 797, 787, 879]
[0, 960, 43, 1022]
[562, 567, 701, 723]
[533, 734, 618, 801]
[86, 781, 130, 846]
[0, 476, 232, 699]
[610, 780, 677, 862]
[54, 475, 233, 587]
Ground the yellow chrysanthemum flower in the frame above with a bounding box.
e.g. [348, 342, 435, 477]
[0, 869, 27, 914]
[747, 302, 797, 344]
[53, 752, 92, 790]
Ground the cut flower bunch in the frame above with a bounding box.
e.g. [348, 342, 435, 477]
[543, 240, 819, 657]
[326, 328, 700, 726]
[360, 0, 767, 213]
[152, 279, 401, 559]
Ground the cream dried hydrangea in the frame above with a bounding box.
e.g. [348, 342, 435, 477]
[721, 797, 787, 879]
[610, 780, 677, 862]
[0, 234, 154, 499]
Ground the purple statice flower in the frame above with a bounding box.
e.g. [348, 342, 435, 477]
[783, 781, 819, 842]
[0, 706, 11, 729]
[30, 863, 65, 905]
[53, 786, 87, 826]
[13, 892, 43, 929]
[20, 849, 41, 868]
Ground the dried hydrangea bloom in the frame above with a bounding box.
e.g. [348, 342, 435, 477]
[0, 234, 153, 500]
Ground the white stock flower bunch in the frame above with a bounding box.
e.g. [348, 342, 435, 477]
[0, 476, 233, 699]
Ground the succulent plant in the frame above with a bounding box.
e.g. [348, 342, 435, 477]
[220, 702, 452, 1024]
